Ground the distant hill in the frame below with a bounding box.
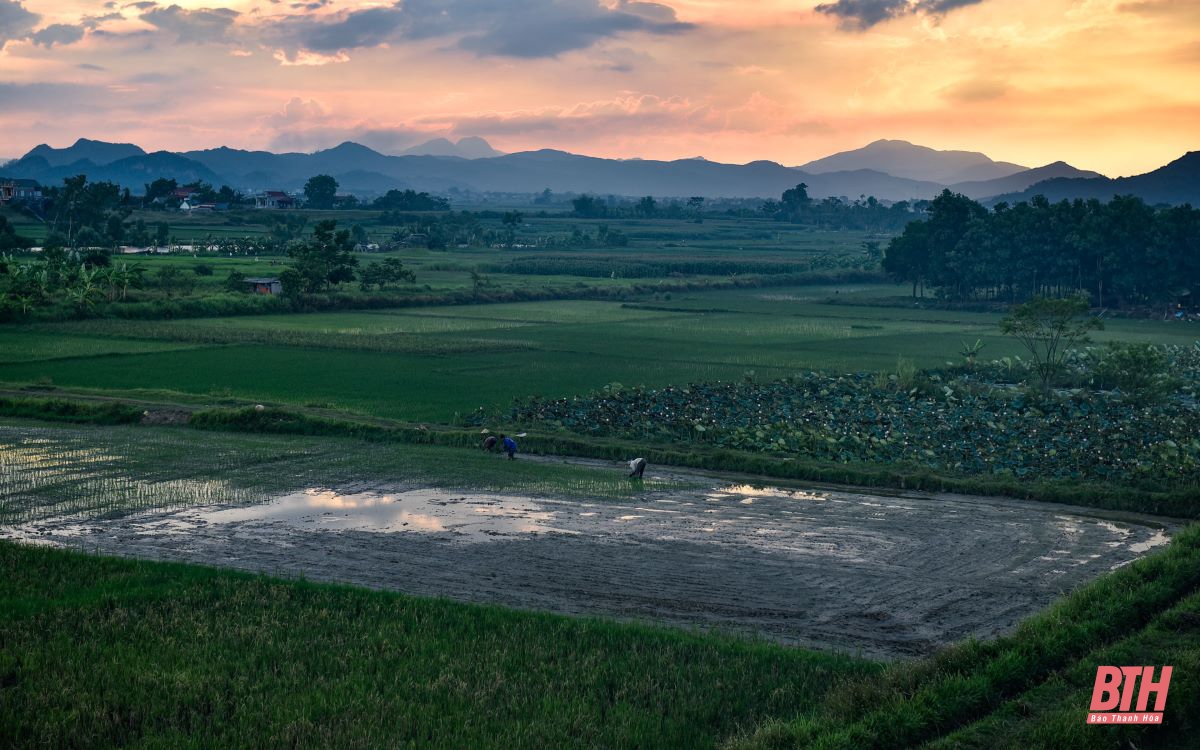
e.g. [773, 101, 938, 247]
[951, 161, 1104, 200]
[4, 150, 225, 190]
[176, 143, 943, 200]
[7, 138, 1195, 204]
[400, 137, 503, 159]
[988, 152, 1200, 206]
[22, 138, 146, 168]
[800, 139, 1027, 184]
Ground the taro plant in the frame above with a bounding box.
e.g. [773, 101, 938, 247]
[1092, 342, 1181, 407]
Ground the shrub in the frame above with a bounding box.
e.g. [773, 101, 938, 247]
[1092, 342, 1181, 406]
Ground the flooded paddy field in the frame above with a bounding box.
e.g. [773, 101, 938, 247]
[3, 455, 1172, 659]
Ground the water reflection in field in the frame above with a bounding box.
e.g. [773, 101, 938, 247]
[199, 488, 567, 541]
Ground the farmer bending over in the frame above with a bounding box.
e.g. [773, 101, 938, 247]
[501, 434, 518, 460]
[628, 457, 647, 479]
[482, 435, 498, 452]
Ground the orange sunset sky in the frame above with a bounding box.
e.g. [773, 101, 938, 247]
[0, 0, 1196, 175]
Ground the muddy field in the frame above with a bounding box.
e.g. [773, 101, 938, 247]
[3, 462, 1172, 660]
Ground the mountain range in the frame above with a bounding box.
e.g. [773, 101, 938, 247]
[2, 138, 1195, 205]
[798, 139, 1030, 185]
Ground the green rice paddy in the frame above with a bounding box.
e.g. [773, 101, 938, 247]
[3, 286, 1195, 423]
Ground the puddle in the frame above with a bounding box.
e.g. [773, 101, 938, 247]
[710, 484, 827, 501]
[197, 488, 565, 542]
[1129, 529, 1170, 554]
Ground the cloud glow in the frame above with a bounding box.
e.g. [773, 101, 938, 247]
[0, 0, 1194, 176]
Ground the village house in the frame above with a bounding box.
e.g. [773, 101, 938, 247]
[254, 191, 296, 209]
[0, 178, 43, 204]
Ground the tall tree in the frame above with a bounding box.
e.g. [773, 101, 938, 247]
[286, 220, 358, 292]
[1000, 295, 1102, 397]
[303, 175, 339, 210]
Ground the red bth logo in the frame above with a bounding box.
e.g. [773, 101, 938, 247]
[1087, 666, 1172, 724]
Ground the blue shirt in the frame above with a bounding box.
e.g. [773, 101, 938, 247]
[502, 437, 517, 452]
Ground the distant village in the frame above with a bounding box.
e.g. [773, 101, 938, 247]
[0, 177, 311, 214]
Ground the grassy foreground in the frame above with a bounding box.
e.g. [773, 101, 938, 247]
[2, 524, 1197, 749]
[0, 543, 871, 749]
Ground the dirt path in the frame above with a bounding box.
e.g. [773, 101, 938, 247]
[5, 474, 1172, 660]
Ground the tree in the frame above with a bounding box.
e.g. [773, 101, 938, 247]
[286, 220, 358, 292]
[0, 216, 32, 252]
[359, 258, 415, 290]
[571, 195, 606, 218]
[154, 266, 195, 298]
[501, 211, 523, 249]
[216, 185, 243, 205]
[780, 183, 812, 217]
[48, 176, 125, 246]
[303, 175, 339, 210]
[224, 270, 247, 293]
[1000, 295, 1102, 397]
[144, 178, 178, 205]
[469, 269, 494, 295]
[635, 196, 658, 218]
[183, 181, 217, 203]
[883, 220, 931, 297]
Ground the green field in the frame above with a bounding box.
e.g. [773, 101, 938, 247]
[3, 286, 1196, 422]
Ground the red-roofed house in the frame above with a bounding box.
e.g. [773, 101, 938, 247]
[255, 191, 295, 209]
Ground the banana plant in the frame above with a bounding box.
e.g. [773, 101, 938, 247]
[960, 339, 986, 369]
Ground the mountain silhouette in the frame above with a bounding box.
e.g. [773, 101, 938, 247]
[6, 138, 1194, 205]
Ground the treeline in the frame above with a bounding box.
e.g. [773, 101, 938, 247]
[482, 253, 876, 279]
[372, 189, 450, 212]
[144, 178, 248, 209]
[570, 182, 925, 231]
[883, 191, 1200, 307]
[42, 176, 167, 249]
[0, 220, 417, 320]
[760, 183, 923, 232]
[571, 195, 705, 220]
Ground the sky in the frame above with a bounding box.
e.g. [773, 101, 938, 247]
[0, 0, 1196, 176]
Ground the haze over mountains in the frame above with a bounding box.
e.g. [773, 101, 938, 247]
[798, 140, 1031, 185]
[399, 137, 504, 159]
[3, 138, 1195, 206]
